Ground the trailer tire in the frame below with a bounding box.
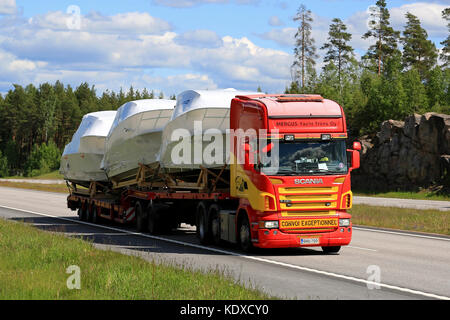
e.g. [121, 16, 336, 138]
[135, 201, 147, 232]
[196, 201, 212, 245]
[238, 215, 253, 253]
[147, 203, 162, 235]
[78, 207, 86, 221]
[208, 204, 221, 246]
[91, 203, 98, 224]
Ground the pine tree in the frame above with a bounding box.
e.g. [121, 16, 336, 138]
[292, 4, 318, 91]
[401, 12, 438, 79]
[441, 8, 450, 68]
[362, 0, 400, 75]
[321, 18, 354, 90]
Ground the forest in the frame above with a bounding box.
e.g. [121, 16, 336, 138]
[0, 0, 448, 177]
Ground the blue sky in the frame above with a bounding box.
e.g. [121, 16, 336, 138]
[0, 0, 448, 96]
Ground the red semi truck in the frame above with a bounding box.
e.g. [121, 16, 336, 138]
[66, 94, 360, 253]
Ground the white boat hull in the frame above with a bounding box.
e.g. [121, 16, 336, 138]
[102, 108, 173, 181]
[60, 152, 108, 183]
[159, 108, 230, 171]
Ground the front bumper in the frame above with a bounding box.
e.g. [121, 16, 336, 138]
[253, 225, 352, 249]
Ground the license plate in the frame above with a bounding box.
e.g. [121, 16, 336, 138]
[300, 238, 320, 245]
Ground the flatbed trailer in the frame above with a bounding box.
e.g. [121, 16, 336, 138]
[66, 94, 361, 253]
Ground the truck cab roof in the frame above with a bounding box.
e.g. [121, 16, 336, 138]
[235, 94, 343, 119]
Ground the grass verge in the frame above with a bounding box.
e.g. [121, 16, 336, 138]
[0, 181, 68, 193]
[0, 218, 270, 300]
[350, 204, 450, 236]
[3, 170, 64, 180]
[353, 190, 450, 201]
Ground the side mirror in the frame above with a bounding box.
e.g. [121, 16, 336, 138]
[351, 150, 360, 170]
[353, 141, 361, 151]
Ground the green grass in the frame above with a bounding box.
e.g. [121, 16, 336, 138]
[353, 190, 450, 201]
[0, 218, 270, 300]
[0, 181, 69, 193]
[3, 170, 64, 180]
[350, 204, 450, 235]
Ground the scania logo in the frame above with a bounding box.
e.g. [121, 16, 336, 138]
[294, 178, 324, 185]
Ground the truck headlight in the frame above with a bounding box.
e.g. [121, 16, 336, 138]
[260, 221, 279, 229]
[339, 219, 350, 227]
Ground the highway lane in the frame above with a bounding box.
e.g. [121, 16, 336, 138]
[0, 186, 449, 300]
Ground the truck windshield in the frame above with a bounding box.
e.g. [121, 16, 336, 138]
[261, 140, 348, 176]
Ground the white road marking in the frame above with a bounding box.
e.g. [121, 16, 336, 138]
[0, 204, 449, 300]
[346, 245, 377, 252]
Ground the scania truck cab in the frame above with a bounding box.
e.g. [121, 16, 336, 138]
[229, 94, 361, 252]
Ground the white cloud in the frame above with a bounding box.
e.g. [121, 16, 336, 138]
[175, 29, 223, 48]
[29, 11, 172, 35]
[0, 9, 293, 94]
[389, 2, 447, 38]
[0, 0, 16, 15]
[269, 15, 284, 27]
[152, 0, 228, 8]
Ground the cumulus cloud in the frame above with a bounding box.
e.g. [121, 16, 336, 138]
[29, 11, 172, 35]
[268, 15, 284, 27]
[175, 29, 223, 48]
[0, 0, 16, 15]
[152, 0, 228, 8]
[0, 8, 292, 94]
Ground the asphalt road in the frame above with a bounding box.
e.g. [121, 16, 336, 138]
[0, 186, 449, 300]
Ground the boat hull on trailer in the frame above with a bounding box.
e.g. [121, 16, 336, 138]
[102, 99, 175, 183]
[60, 111, 116, 186]
[159, 89, 258, 172]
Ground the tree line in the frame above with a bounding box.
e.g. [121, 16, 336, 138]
[287, 0, 449, 135]
[0, 0, 448, 177]
[0, 83, 174, 177]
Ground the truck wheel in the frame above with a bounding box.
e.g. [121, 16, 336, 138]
[196, 202, 212, 245]
[322, 246, 341, 254]
[238, 215, 253, 253]
[86, 203, 93, 222]
[135, 201, 148, 232]
[91, 204, 98, 224]
[78, 206, 86, 222]
[147, 203, 164, 235]
[208, 204, 221, 245]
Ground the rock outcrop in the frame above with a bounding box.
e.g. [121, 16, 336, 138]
[353, 113, 450, 191]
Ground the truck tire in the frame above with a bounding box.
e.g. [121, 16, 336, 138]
[196, 201, 212, 245]
[86, 203, 93, 222]
[208, 204, 221, 245]
[135, 201, 148, 232]
[147, 203, 168, 235]
[91, 203, 98, 224]
[322, 246, 341, 254]
[238, 215, 253, 253]
[78, 206, 86, 222]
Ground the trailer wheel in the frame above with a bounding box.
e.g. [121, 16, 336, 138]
[146, 203, 161, 235]
[322, 246, 341, 254]
[196, 202, 212, 245]
[78, 206, 86, 222]
[135, 201, 148, 232]
[238, 215, 253, 252]
[91, 203, 98, 224]
[86, 203, 94, 222]
[208, 204, 221, 245]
